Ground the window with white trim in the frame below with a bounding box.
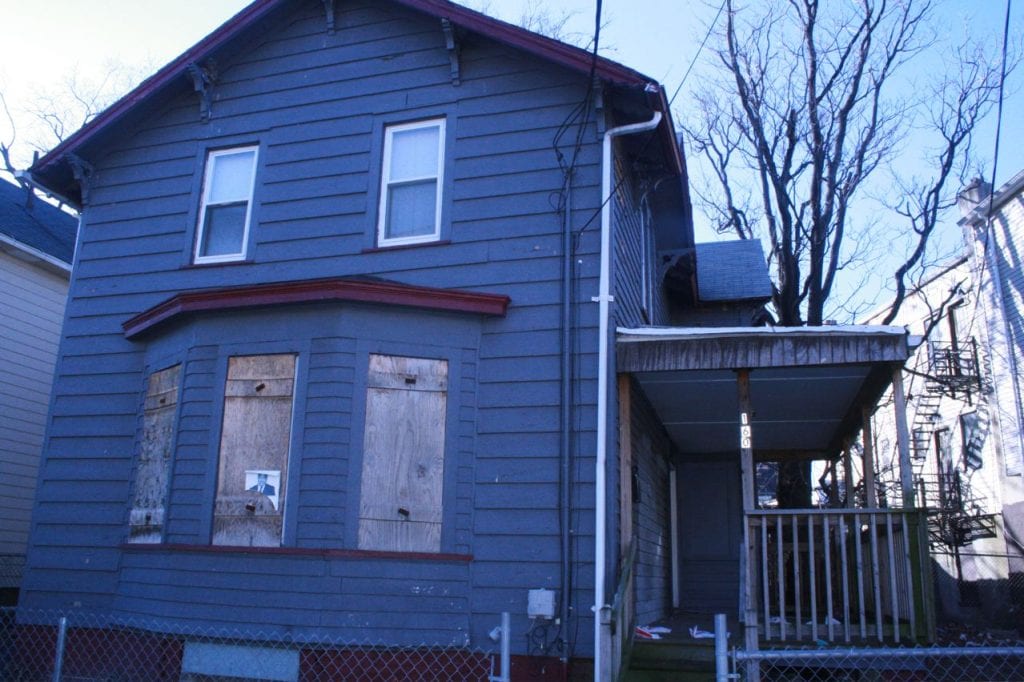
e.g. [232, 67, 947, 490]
[377, 119, 445, 246]
[194, 146, 258, 263]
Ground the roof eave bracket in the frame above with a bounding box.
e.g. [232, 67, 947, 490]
[187, 62, 216, 123]
[66, 154, 94, 206]
[322, 0, 336, 34]
[441, 19, 461, 86]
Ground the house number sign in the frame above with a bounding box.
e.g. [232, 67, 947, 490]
[740, 412, 752, 449]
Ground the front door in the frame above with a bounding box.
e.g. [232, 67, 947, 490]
[677, 457, 742, 613]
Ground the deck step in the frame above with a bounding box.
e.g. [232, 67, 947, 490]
[623, 670, 715, 682]
[626, 640, 717, 681]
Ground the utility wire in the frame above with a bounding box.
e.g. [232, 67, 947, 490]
[668, 0, 728, 107]
[963, 0, 1013, 342]
[573, 0, 727, 239]
[985, 0, 1013, 221]
[556, 0, 605, 660]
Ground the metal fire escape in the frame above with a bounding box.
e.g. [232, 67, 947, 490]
[908, 339, 997, 548]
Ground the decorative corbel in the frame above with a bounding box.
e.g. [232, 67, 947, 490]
[67, 153, 94, 206]
[441, 19, 461, 86]
[322, 0, 336, 34]
[187, 62, 216, 122]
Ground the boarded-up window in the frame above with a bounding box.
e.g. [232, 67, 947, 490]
[128, 364, 181, 543]
[358, 354, 448, 553]
[212, 354, 296, 547]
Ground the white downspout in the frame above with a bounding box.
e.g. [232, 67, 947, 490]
[593, 110, 662, 682]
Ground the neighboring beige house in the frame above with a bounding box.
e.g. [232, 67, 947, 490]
[0, 178, 76, 604]
[867, 170, 1024, 627]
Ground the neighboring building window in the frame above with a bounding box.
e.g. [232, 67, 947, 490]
[358, 354, 448, 552]
[212, 354, 296, 547]
[960, 411, 985, 471]
[128, 364, 181, 543]
[377, 119, 445, 246]
[194, 147, 258, 263]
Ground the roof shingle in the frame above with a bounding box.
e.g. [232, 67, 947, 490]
[0, 178, 77, 264]
[695, 239, 772, 303]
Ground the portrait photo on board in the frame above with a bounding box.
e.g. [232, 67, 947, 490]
[245, 469, 281, 510]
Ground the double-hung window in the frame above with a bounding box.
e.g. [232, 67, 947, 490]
[194, 146, 258, 263]
[377, 119, 445, 246]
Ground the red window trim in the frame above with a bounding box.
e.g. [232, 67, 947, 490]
[123, 277, 510, 339]
[121, 542, 473, 563]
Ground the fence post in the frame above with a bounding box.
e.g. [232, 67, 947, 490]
[490, 612, 511, 682]
[714, 613, 729, 682]
[500, 611, 511, 682]
[52, 616, 67, 682]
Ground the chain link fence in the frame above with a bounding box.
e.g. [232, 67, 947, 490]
[730, 645, 1024, 681]
[0, 607, 501, 681]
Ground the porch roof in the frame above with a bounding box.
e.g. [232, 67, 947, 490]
[617, 325, 915, 458]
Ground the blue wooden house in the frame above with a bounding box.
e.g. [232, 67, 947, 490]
[20, 0, 928, 680]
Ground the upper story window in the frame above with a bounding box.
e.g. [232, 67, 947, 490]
[194, 146, 258, 263]
[377, 119, 445, 247]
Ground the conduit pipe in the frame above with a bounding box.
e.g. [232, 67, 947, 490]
[593, 110, 661, 682]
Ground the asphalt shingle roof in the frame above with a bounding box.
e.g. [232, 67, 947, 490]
[695, 239, 773, 302]
[0, 178, 77, 264]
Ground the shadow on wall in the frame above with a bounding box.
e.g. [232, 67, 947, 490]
[931, 559, 1024, 633]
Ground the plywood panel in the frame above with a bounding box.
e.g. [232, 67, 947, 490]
[359, 354, 447, 553]
[128, 364, 181, 543]
[213, 354, 296, 547]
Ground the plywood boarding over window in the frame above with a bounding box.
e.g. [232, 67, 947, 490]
[128, 364, 181, 543]
[358, 354, 448, 553]
[213, 354, 296, 547]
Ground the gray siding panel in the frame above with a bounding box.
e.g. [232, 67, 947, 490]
[0, 252, 67, 565]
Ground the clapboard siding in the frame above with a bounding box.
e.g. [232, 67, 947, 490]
[0, 251, 68, 562]
[114, 549, 472, 644]
[986, 194, 1024, 474]
[628, 380, 673, 627]
[614, 162, 648, 328]
[21, 0, 625, 658]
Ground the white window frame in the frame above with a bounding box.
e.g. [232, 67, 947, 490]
[376, 119, 445, 247]
[194, 146, 259, 264]
[640, 197, 655, 320]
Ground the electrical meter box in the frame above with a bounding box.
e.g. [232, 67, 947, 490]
[527, 588, 556, 619]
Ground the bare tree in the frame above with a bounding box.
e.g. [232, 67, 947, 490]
[1, 62, 146, 187]
[463, 0, 602, 49]
[684, 0, 1009, 326]
[0, 91, 21, 184]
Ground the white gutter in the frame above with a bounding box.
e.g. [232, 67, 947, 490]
[0, 232, 72, 274]
[14, 170, 82, 212]
[593, 110, 661, 682]
[617, 324, 909, 340]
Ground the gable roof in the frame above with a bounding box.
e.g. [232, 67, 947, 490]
[695, 239, 773, 303]
[0, 178, 77, 265]
[28, 0, 681, 203]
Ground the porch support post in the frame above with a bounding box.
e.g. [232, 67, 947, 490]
[737, 369, 755, 511]
[842, 441, 855, 508]
[670, 466, 680, 609]
[891, 366, 915, 508]
[736, 369, 758, 656]
[862, 407, 877, 508]
[829, 457, 840, 508]
[618, 375, 634, 557]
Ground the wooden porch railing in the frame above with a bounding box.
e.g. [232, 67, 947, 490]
[610, 542, 637, 682]
[745, 509, 932, 645]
